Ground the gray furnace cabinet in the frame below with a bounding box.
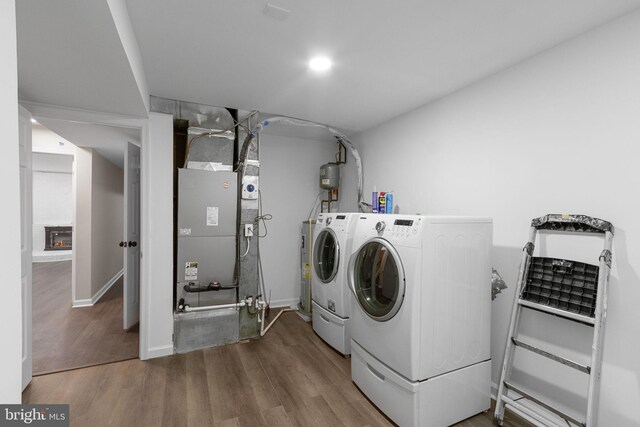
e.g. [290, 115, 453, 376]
[176, 168, 238, 309]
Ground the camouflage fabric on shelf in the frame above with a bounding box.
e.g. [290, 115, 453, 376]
[491, 268, 508, 301]
[531, 214, 614, 234]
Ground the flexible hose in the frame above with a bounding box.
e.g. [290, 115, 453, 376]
[241, 236, 251, 258]
[236, 116, 368, 212]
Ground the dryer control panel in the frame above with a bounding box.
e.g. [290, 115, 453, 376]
[355, 214, 424, 247]
[389, 218, 421, 239]
[356, 214, 424, 246]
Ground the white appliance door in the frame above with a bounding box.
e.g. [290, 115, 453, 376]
[349, 238, 405, 321]
[312, 228, 339, 310]
[313, 228, 339, 283]
[123, 141, 140, 329]
[19, 106, 33, 390]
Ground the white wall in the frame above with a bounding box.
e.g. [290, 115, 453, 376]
[90, 151, 124, 296]
[73, 148, 124, 304]
[73, 148, 93, 303]
[32, 152, 73, 173]
[141, 112, 174, 359]
[350, 10, 640, 425]
[32, 153, 73, 252]
[32, 124, 76, 155]
[259, 133, 337, 307]
[32, 127, 75, 258]
[0, 0, 22, 404]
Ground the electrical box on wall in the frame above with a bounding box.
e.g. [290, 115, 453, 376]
[242, 175, 259, 199]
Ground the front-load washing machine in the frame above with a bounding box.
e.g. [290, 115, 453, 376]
[311, 212, 359, 355]
[348, 214, 493, 426]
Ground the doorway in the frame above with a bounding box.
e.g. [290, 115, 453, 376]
[26, 116, 142, 376]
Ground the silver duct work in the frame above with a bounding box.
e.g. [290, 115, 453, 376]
[183, 104, 236, 169]
[151, 96, 368, 212]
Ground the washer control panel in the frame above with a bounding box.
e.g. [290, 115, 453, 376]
[317, 214, 350, 232]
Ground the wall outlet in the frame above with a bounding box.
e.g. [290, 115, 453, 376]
[244, 224, 254, 237]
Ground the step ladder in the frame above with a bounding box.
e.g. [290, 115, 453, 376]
[494, 214, 614, 427]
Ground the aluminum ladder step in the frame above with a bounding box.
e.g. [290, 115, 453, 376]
[518, 299, 595, 326]
[503, 382, 586, 427]
[511, 338, 591, 374]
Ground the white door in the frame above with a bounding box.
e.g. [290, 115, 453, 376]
[19, 106, 33, 390]
[123, 141, 141, 329]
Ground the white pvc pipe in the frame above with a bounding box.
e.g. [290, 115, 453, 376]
[183, 300, 246, 312]
[259, 301, 265, 324]
[182, 299, 282, 338]
[260, 307, 298, 336]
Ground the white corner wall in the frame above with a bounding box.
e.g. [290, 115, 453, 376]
[0, 0, 22, 403]
[73, 148, 93, 303]
[353, 10, 640, 425]
[90, 151, 124, 296]
[259, 133, 337, 307]
[73, 148, 124, 305]
[106, 0, 149, 112]
[91, 150, 124, 299]
[141, 112, 174, 359]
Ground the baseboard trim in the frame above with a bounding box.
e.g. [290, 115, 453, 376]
[491, 381, 499, 400]
[92, 269, 124, 304]
[72, 298, 93, 308]
[33, 252, 73, 262]
[269, 298, 298, 309]
[144, 345, 174, 360]
[72, 269, 124, 308]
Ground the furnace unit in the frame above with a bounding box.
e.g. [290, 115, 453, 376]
[176, 168, 238, 309]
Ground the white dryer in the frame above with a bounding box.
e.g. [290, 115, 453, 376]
[348, 214, 492, 426]
[311, 212, 359, 355]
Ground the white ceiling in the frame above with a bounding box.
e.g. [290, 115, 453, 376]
[15, 0, 640, 136]
[16, 0, 147, 117]
[36, 119, 139, 169]
[126, 0, 640, 132]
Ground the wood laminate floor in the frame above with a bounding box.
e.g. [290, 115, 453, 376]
[32, 260, 139, 375]
[25, 310, 531, 426]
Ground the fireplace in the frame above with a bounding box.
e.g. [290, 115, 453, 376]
[44, 226, 72, 251]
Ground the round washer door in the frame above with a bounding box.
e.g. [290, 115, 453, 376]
[313, 229, 340, 283]
[350, 238, 405, 321]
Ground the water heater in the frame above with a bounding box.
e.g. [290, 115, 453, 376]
[319, 163, 340, 190]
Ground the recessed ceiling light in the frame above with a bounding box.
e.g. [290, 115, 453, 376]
[309, 56, 332, 72]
